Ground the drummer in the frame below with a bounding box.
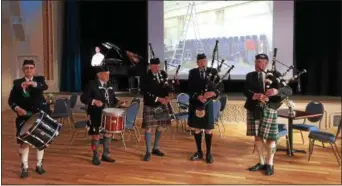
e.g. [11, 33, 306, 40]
[8, 59, 51, 178]
[80, 66, 127, 166]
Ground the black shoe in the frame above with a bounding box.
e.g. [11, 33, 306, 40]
[248, 163, 266, 172]
[144, 152, 151, 161]
[35, 166, 46, 175]
[101, 155, 115, 163]
[92, 156, 101, 165]
[190, 151, 203, 161]
[152, 149, 165, 156]
[20, 168, 28, 178]
[206, 153, 214, 164]
[265, 164, 274, 176]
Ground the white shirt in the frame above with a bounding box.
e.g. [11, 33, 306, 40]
[91, 53, 105, 66]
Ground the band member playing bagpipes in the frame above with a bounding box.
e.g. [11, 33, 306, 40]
[187, 53, 223, 164]
[80, 66, 127, 166]
[8, 60, 51, 178]
[140, 58, 174, 161]
[243, 53, 288, 176]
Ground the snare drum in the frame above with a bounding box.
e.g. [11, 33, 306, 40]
[18, 111, 62, 150]
[101, 108, 126, 133]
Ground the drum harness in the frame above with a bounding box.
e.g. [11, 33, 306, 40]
[94, 84, 112, 132]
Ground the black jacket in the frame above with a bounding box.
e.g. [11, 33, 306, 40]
[141, 70, 172, 107]
[243, 71, 287, 111]
[80, 80, 119, 116]
[8, 76, 50, 117]
[188, 67, 222, 106]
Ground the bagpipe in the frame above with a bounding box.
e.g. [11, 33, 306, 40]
[195, 40, 235, 118]
[147, 43, 182, 104]
[163, 61, 181, 95]
[256, 48, 307, 108]
[148, 43, 155, 59]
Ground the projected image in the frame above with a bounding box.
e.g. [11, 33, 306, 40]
[164, 1, 273, 79]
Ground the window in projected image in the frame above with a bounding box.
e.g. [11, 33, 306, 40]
[164, 1, 273, 78]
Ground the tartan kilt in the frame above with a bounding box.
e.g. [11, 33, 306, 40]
[246, 107, 279, 141]
[142, 105, 171, 128]
[88, 113, 103, 135]
[188, 100, 215, 130]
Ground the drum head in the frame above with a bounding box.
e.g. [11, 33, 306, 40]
[20, 112, 42, 136]
[103, 108, 125, 116]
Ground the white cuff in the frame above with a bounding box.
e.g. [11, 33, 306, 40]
[32, 82, 38, 87]
[14, 106, 19, 111]
[155, 97, 159, 102]
[91, 99, 95, 105]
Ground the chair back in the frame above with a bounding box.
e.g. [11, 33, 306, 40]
[305, 101, 324, 123]
[69, 93, 78, 109]
[177, 93, 189, 110]
[125, 102, 139, 129]
[212, 100, 221, 121]
[53, 98, 71, 115]
[336, 120, 342, 139]
[219, 94, 228, 111]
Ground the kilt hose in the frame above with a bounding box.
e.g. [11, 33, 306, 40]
[142, 105, 171, 129]
[247, 107, 279, 141]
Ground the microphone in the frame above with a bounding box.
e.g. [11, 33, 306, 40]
[272, 48, 277, 72]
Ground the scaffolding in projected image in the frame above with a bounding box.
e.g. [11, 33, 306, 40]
[169, 2, 205, 68]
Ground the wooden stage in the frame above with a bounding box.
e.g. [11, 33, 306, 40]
[1, 94, 341, 184]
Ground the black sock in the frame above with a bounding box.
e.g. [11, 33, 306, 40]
[205, 133, 213, 155]
[194, 131, 203, 153]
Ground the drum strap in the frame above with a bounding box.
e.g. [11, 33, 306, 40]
[19, 120, 26, 127]
[99, 86, 112, 107]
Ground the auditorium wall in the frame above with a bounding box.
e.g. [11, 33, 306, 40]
[1, 1, 64, 111]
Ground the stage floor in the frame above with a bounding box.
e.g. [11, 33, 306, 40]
[1, 110, 341, 184]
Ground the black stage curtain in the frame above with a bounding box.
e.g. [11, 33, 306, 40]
[294, 1, 341, 96]
[78, 1, 147, 91]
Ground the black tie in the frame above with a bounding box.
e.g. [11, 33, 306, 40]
[201, 70, 205, 79]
